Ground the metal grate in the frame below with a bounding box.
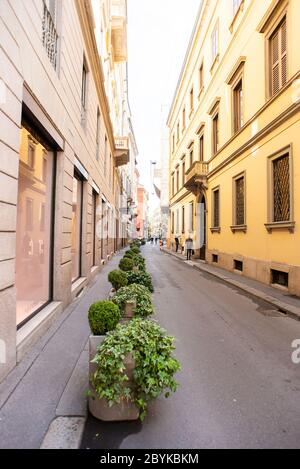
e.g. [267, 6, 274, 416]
[235, 176, 245, 225]
[213, 189, 220, 227]
[42, 1, 58, 70]
[273, 154, 290, 222]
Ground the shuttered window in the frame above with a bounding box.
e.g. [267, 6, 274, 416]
[233, 79, 243, 133]
[270, 17, 287, 96]
[182, 159, 186, 186]
[212, 112, 219, 155]
[273, 153, 290, 222]
[199, 134, 204, 162]
[213, 189, 220, 228]
[235, 176, 245, 225]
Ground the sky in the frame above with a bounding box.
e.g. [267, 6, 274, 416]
[127, 0, 201, 209]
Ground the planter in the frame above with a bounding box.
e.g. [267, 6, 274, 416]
[89, 335, 106, 377]
[88, 352, 139, 421]
[133, 266, 139, 273]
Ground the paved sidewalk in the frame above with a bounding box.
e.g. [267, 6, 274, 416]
[162, 248, 300, 321]
[0, 251, 124, 449]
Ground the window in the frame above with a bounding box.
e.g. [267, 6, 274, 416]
[42, 155, 47, 182]
[71, 172, 83, 282]
[91, 190, 97, 267]
[271, 269, 289, 287]
[172, 134, 175, 153]
[269, 17, 287, 96]
[96, 108, 101, 160]
[171, 173, 175, 196]
[171, 212, 174, 234]
[42, 0, 58, 70]
[199, 133, 204, 162]
[182, 107, 186, 131]
[182, 158, 186, 186]
[199, 62, 204, 93]
[233, 0, 243, 16]
[211, 21, 219, 64]
[234, 260, 243, 272]
[177, 122, 180, 142]
[176, 209, 179, 233]
[104, 135, 108, 175]
[190, 147, 194, 167]
[28, 141, 35, 169]
[176, 167, 180, 193]
[81, 58, 88, 111]
[212, 254, 219, 263]
[212, 111, 219, 155]
[272, 153, 290, 222]
[212, 188, 220, 228]
[233, 78, 243, 133]
[190, 87, 194, 114]
[16, 126, 55, 327]
[234, 175, 245, 226]
[182, 206, 185, 233]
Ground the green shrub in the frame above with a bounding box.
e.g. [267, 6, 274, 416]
[119, 257, 134, 272]
[91, 318, 180, 421]
[132, 255, 146, 271]
[124, 250, 135, 259]
[88, 301, 121, 335]
[113, 284, 154, 318]
[108, 270, 128, 291]
[126, 271, 154, 292]
[141, 240, 146, 246]
[131, 246, 141, 255]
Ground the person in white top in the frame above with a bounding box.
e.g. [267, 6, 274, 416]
[185, 236, 194, 260]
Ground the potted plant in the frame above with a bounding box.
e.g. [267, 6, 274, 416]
[113, 284, 154, 318]
[126, 270, 154, 292]
[119, 257, 134, 272]
[88, 300, 121, 383]
[89, 318, 180, 421]
[108, 269, 128, 292]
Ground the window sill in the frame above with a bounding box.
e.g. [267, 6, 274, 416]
[230, 224, 247, 233]
[210, 227, 221, 233]
[229, 0, 245, 33]
[265, 221, 295, 233]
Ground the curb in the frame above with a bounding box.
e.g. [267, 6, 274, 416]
[162, 248, 300, 322]
[40, 417, 86, 449]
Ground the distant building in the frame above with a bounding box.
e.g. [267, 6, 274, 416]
[136, 185, 149, 239]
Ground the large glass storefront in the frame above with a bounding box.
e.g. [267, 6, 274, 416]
[16, 126, 54, 327]
[71, 172, 83, 281]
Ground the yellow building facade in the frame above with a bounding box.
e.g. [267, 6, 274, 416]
[167, 0, 300, 296]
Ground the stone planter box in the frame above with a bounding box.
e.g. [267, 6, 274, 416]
[88, 344, 139, 421]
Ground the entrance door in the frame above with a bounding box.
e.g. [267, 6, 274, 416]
[199, 195, 206, 261]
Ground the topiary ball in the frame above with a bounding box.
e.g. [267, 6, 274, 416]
[88, 300, 121, 335]
[119, 257, 134, 272]
[108, 270, 128, 291]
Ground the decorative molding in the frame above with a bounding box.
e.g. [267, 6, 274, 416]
[208, 97, 221, 115]
[196, 122, 205, 135]
[226, 57, 246, 85]
[210, 227, 221, 233]
[257, 0, 288, 33]
[265, 221, 295, 233]
[230, 225, 247, 233]
[229, 0, 245, 33]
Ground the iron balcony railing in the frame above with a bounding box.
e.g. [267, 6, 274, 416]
[42, 1, 58, 70]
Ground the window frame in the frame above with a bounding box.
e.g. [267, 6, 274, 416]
[211, 20, 220, 69]
[211, 186, 221, 232]
[211, 106, 220, 156]
[265, 145, 294, 233]
[231, 171, 247, 232]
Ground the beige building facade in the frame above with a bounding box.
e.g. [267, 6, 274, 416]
[0, 0, 137, 382]
[167, 0, 300, 295]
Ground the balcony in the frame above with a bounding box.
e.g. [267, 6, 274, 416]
[184, 161, 209, 194]
[111, 15, 127, 63]
[114, 137, 130, 167]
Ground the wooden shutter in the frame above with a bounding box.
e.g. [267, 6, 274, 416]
[270, 17, 287, 96]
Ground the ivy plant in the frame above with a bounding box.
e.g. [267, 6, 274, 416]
[113, 283, 154, 318]
[91, 318, 180, 421]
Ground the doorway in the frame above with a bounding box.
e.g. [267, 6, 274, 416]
[199, 194, 207, 261]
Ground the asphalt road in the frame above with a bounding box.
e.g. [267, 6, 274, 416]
[81, 245, 300, 449]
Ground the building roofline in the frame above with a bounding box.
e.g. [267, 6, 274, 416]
[166, 0, 205, 127]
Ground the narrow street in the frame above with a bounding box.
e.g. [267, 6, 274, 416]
[81, 244, 300, 449]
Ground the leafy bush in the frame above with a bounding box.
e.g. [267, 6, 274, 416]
[124, 250, 135, 259]
[91, 318, 180, 420]
[131, 246, 141, 255]
[113, 284, 154, 318]
[119, 257, 134, 272]
[126, 270, 154, 292]
[108, 270, 128, 291]
[88, 301, 121, 335]
[132, 255, 146, 271]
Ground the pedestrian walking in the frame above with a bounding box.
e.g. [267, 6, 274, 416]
[185, 236, 194, 261]
[175, 237, 179, 253]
